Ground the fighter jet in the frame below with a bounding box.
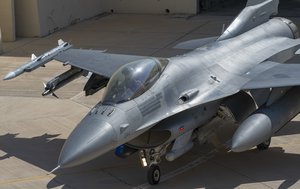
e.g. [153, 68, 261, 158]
[4, 0, 300, 185]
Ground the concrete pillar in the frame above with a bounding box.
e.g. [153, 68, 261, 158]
[0, 28, 3, 54]
[0, 0, 16, 42]
[15, 0, 41, 37]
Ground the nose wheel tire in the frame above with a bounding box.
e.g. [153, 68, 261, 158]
[257, 138, 271, 151]
[147, 165, 161, 185]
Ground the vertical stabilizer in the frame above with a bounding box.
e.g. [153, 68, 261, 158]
[218, 0, 279, 41]
[247, 0, 267, 6]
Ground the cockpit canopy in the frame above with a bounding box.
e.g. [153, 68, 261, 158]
[103, 58, 168, 104]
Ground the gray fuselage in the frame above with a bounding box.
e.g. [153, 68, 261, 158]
[58, 17, 300, 168]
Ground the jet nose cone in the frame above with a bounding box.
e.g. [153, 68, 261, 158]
[58, 116, 117, 168]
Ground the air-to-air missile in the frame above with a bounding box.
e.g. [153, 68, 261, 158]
[3, 39, 72, 80]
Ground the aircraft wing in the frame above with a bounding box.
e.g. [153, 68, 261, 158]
[142, 60, 300, 132]
[3, 40, 153, 97]
[54, 49, 147, 78]
[181, 59, 300, 113]
[242, 61, 300, 89]
[3, 40, 150, 81]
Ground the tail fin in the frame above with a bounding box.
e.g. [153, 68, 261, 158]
[246, 0, 276, 6]
[218, 0, 279, 41]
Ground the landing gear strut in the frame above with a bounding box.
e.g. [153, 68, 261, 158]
[257, 138, 271, 150]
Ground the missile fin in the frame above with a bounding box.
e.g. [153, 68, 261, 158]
[58, 39, 64, 46]
[52, 92, 59, 99]
[31, 54, 37, 60]
[221, 23, 226, 34]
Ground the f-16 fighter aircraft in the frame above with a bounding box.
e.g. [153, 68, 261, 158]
[4, 0, 300, 185]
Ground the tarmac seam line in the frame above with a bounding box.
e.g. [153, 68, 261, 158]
[0, 174, 55, 186]
[133, 149, 217, 189]
[210, 158, 274, 189]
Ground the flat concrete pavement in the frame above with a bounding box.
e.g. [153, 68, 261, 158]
[1, 12, 300, 189]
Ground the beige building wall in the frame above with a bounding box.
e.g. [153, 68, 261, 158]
[0, 0, 16, 41]
[37, 0, 103, 36]
[14, 0, 102, 37]
[101, 0, 198, 14]
[2, 0, 198, 38]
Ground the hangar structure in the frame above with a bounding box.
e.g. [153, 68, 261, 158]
[0, 0, 299, 42]
[0, 0, 239, 42]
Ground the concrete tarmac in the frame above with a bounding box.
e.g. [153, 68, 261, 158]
[1, 10, 300, 189]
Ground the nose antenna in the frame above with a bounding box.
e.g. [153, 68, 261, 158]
[49, 165, 61, 174]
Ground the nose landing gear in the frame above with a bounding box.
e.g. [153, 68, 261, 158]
[147, 165, 161, 185]
[139, 146, 167, 185]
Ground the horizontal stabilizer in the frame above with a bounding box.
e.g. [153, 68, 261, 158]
[296, 49, 300, 54]
[218, 0, 279, 41]
[173, 36, 218, 50]
[242, 61, 300, 89]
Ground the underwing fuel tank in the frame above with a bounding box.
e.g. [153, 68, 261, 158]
[231, 87, 300, 152]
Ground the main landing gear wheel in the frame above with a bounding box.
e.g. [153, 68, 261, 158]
[257, 138, 271, 151]
[147, 165, 161, 185]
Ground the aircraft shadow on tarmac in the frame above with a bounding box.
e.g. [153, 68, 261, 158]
[1, 121, 300, 188]
[0, 133, 63, 171]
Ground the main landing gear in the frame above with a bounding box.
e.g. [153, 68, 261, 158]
[139, 147, 167, 185]
[257, 138, 271, 151]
